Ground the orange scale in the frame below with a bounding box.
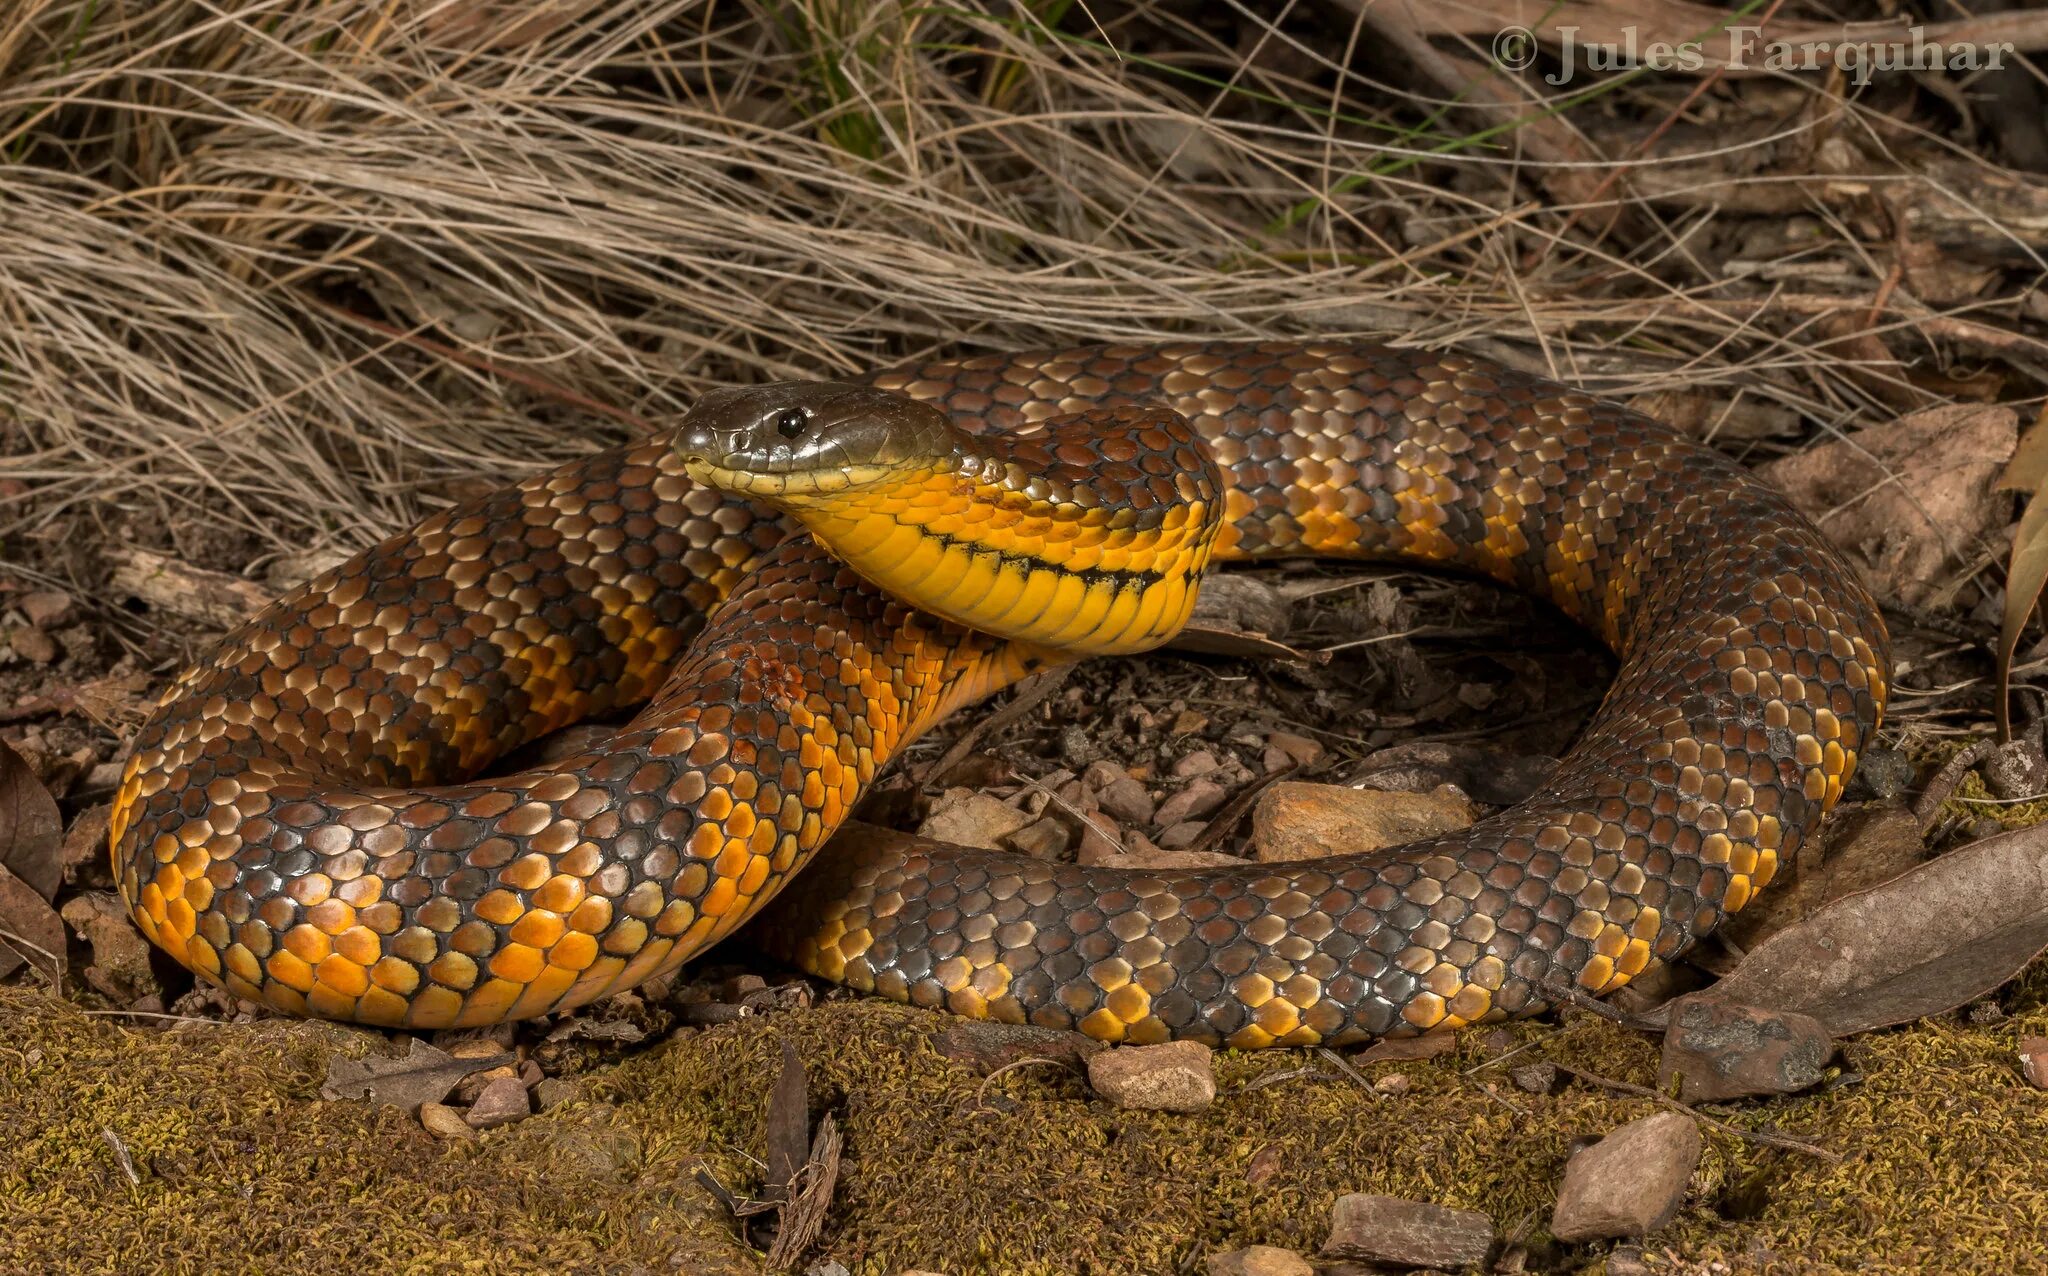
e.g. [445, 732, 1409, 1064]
[510, 909, 566, 949]
[265, 949, 317, 994]
[314, 953, 371, 997]
[454, 978, 526, 1027]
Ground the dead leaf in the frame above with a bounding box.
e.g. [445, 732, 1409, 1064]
[0, 736, 63, 903]
[1354, 1032, 1457, 1065]
[1994, 403, 2048, 738]
[320, 1038, 513, 1108]
[764, 1113, 842, 1271]
[0, 863, 64, 981]
[1704, 822, 2048, 1036]
[1761, 403, 2017, 608]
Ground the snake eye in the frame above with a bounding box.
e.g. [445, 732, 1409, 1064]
[774, 407, 808, 439]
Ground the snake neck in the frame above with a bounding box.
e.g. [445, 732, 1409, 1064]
[767, 405, 1225, 656]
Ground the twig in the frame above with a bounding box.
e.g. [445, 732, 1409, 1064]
[1913, 740, 1995, 829]
[1551, 1063, 1840, 1162]
[101, 1128, 141, 1187]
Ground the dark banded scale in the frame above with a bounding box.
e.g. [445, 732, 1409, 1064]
[110, 341, 1889, 1044]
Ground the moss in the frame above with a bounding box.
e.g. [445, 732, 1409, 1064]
[14, 982, 2048, 1275]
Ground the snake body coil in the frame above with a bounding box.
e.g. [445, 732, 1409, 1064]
[111, 342, 1889, 1045]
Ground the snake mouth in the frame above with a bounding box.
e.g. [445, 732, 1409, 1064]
[679, 452, 911, 501]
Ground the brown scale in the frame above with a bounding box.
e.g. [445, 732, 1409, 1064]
[111, 341, 1888, 1041]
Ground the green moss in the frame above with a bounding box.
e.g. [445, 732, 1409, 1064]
[14, 980, 2048, 1274]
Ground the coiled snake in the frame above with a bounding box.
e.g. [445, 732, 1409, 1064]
[110, 342, 1889, 1046]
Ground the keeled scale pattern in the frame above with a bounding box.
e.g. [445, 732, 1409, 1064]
[113, 341, 1888, 1040]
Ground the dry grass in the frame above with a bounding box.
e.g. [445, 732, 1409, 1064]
[4, 0, 2039, 592]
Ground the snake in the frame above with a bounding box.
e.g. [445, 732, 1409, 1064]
[109, 341, 1889, 1046]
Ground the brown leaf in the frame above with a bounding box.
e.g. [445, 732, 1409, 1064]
[764, 1112, 842, 1272]
[1705, 822, 2048, 1036]
[1761, 403, 2017, 609]
[0, 736, 63, 903]
[1995, 404, 2048, 738]
[320, 1038, 512, 1108]
[0, 863, 64, 981]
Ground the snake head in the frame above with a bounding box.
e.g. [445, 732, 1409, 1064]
[672, 381, 962, 499]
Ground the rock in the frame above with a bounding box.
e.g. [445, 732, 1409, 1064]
[1319, 1193, 1493, 1269]
[1078, 840, 1243, 871]
[17, 591, 74, 628]
[465, 1075, 533, 1129]
[419, 1103, 477, 1140]
[937, 1021, 1103, 1072]
[1154, 778, 1228, 828]
[59, 891, 156, 1000]
[918, 788, 1030, 850]
[1094, 775, 1157, 825]
[1253, 782, 1475, 862]
[1550, 1112, 1702, 1241]
[1372, 1073, 1411, 1097]
[534, 1077, 582, 1110]
[1511, 1062, 1559, 1094]
[1087, 1040, 1215, 1112]
[1004, 816, 1072, 860]
[1658, 996, 1834, 1103]
[1205, 1245, 1314, 1276]
[8, 627, 58, 664]
[1171, 750, 1221, 778]
[1264, 731, 1324, 769]
[1984, 736, 2048, 800]
[2020, 1036, 2048, 1088]
[1155, 821, 1208, 849]
[1347, 742, 1557, 806]
[454, 1063, 519, 1105]
[1843, 747, 1912, 802]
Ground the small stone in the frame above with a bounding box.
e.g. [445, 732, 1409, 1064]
[1155, 821, 1208, 849]
[59, 891, 158, 1002]
[1003, 816, 1072, 859]
[18, 591, 74, 628]
[1320, 1193, 1493, 1269]
[1550, 1112, 1702, 1241]
[1171, 749, 1220, 778]
[723, 973, 768, 1000]
[454, 1063, 518, 1105]
[1511, 1062, 1558, 1094]
[2020, 1036, 2048, 1088]
[1253, 782, 1474, 862]
[1658, 995, 1834, 1103]
[465, 1075, 533, 1129]
[1154, 777, 1228, 827]
[1372, 1072, 1411, 1097]
[1094, 776, 1157, 825]
[1205, 1245, 1314, 1276]
[9, 627, 57, 664]
[1264, 731, 1324, 768]
[420, 1103, 476, 1140]
[1984, 736, 2048, 800]
[1087, 1040, 1216, 1112]
[1606, 1244, 1653, 1276]
[1843, 746, 1912, 801]
[534, 1077, 582, 1110]
[919, 787, 1030, 850]
[1077, 839, 1243, 870]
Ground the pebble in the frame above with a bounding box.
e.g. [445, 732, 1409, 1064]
[1094, 775, 1157, 826]
[1154, 777, 1228, 827]
[59, 891, 158, 1002]
[1319, 1193, 1494, 1269]
[454, 1063, 519, 1105]
[1205, 1245, 1314, 1276]
[1984, 736, 2048, 801]
[2020, 1036, 2048, 1088]
[465, 1075, 534, 1129]
[1252, 783, 1474, 862]
[1658, 996, 1834, 1103]
[1076, 839, 1243, 870]
[1004, 816, 1071, 859]
[419, 1103, 477, 1140]
[1550, 1111, 1702, 1241]
[9, 626, 58, 664]
[1264, 731, 1323, 768]
[1086, 1040, 1216, 1112]
[1154, 821, 1208, 849]
[1842, 746, 1912, 801]
[534, 1077, 582, 1110]
[1510, 1062, 1559, 1094]
[1171, 749, 1221, 778]
[918, 788, 1030, 850]
[19, 591, 74, 628]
